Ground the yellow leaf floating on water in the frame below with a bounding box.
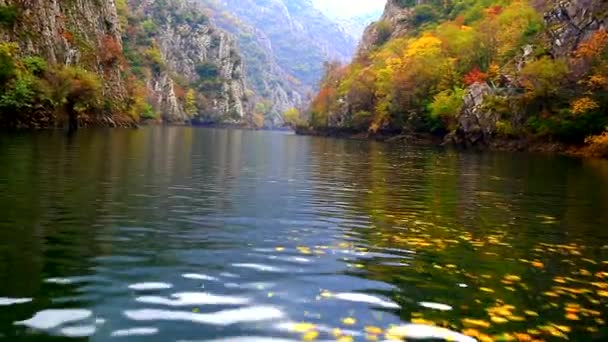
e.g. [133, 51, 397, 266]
[365, 333, 378, 341]
[525, 310, 539, 317]
[598, 290, 608, 297]
[504, 274, 521, 282]
[297, 246, 312, 254]
[320, 290, 332, 298]
[492, 333, 516, 341]
[514, 333, 533, 341]
[543, 291, 559, 297]
[480, 287, 495, 293]
[553, 277, 566, 284]
[331, 328, 342, 338]
[553, 324, 571, 333]
[342, 317, 356, 326]
[491, 316, 509, 324]
[507, 315, 526, 322]
[531, 261, 545, 268]
[292, 323, 317, 333]
[364, 326, 383, 335]
[302, 330, 319, 341]
[411, 318, 435, 325]
[462, 328, 481, 337]
[275, 246, 285, 252]
[462, 318, 491, 328]
[337, 336, 354, 342]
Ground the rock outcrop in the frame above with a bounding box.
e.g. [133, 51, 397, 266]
[445, 83, 499, 146]
[0, 0, 127, 104]
[358, 0, 415, 54]
[544, 0, 608, 57]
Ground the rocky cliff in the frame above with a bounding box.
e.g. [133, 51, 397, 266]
[544, 0, 608, 57]
[127, 0, 249, 123]
[0, 0, 127, 108]
[358, 0, 414, 54]
[0, 0, 249, 127]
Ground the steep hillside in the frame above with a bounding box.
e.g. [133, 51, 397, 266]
[0, 0, 249, 128]
[303, 0, 608, 156]
[123, 0, 248, 123]
[199, 0, 357, 125]
[0, 0, 131, 127]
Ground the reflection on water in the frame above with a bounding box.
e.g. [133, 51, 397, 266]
[0, 127, 607, 341]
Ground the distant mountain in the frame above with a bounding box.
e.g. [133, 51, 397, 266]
[198, 0, 357, 125]
[330, 10, 384, 40]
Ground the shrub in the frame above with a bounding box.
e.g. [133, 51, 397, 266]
[585, 131, 608, 158]
[429, 87, 464, 130]
[140, 103, 157, 119]
[0, 43, 18, 85]
[0, 74, 36, 111]
[100, 35, 123, 66]
[47, 66, 103, 114]
[413, 5, 438, 26]
[0, 5, 18, 27]
[375, 20, 393, 46]
[23, 56, 48, 75]
[196, 63, 219, 79]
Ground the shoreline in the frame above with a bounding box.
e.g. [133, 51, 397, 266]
[294, 126, 602, 159]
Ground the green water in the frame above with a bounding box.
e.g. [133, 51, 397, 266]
[0, 127, 607, 341]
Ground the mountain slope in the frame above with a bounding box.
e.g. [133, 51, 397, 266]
[200, 0, 358, 125]
[0, 0, 250, 128]
[304, 0, 608, 155]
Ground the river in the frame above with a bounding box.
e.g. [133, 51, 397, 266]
[0, 127, 607, 341]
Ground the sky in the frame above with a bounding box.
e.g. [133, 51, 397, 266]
[312, 0, 386, 18]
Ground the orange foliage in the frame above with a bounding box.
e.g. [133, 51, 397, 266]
[312, 86, 336, 114]
[571, 97, 599, 115]
[173, 83, 186, 99]
[485, 5, 503, 17]
[100, 35, 123, 66]
[464, 67, 487, 85]
[62, 30, 75, 44]
[575, 30, 608, 60]
[585, 131, 608, 158]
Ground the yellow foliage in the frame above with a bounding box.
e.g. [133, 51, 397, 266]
[404, 34, 443, 58]
[585, 131, 608, 158]
[571, 97, 599, 115]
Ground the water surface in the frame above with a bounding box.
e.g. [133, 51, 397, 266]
[0, 127, 607, 341]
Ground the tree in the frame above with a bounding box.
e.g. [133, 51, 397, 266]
[519, 57, 569, 100]
[184, 89, 197, 116]
[283, 108, 302, 127]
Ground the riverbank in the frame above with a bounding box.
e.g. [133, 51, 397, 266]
[295, 126, 606, 159]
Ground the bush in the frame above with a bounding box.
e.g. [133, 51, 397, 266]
[23, 56, 48, 76]
[375, 20, 393, 46]
[413, 5, 438, 26]
[585, 130, 608, 158]
[196, 63, 219, 79]
[0, 43, 18, 85]
[140, 103, 157, 119]
[0, 5, 18, 27]
[0, 74, 36, 111]
[46, 66, 103, 114]
[429, 88, 464, 130]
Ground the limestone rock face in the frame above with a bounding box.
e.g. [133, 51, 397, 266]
[0, 0, 127, 103]
[358, 0, 414, 54]
[135, 0, 249, 123]
[446, 83, 500, 146]
[544, 0, 608, 56]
